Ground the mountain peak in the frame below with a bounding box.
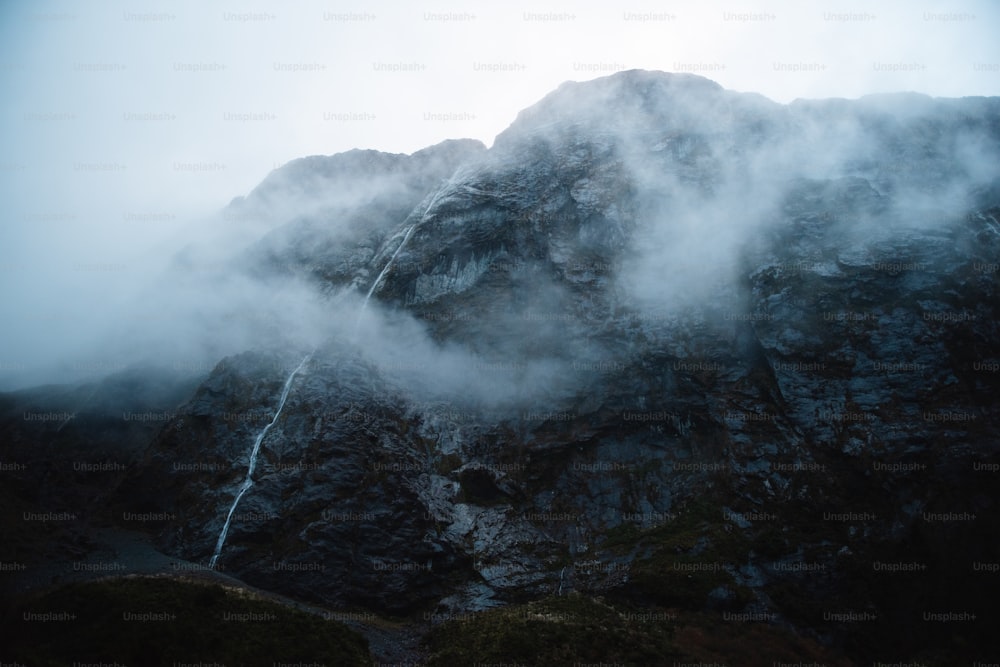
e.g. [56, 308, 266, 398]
[556, 68, 725, 96]
[493, 69, 771, 149]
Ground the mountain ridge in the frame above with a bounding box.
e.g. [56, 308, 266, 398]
[3, 70, 1000, 665]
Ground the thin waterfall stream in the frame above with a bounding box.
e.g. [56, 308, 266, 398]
[208, 353, 312, 569]
[209, 184, 447, 568]
[352, 184, 448, 338]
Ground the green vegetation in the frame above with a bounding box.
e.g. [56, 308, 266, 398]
[423, 593, 682, 665]
[603, 498, 756, 610]
[4, 576, 371, 667]
[423, 594, 852, 667]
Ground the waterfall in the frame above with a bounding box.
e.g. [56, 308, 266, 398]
[979, 211, 1000, 238]
[208, 353, 312, 569]
[353, 184, 449, 338]
[360, 223, 418, 312]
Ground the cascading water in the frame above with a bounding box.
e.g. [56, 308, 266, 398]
[353, 184, 449, 337]
[208, 353, 312, 569]
[359, 224, 417, 308]
[977, 211, 1000, 238]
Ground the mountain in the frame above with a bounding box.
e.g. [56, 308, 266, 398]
[4, 70, 1000, 665]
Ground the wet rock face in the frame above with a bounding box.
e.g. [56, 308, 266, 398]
[119, 71, 1000, 634]
[235, 138, 488, 289]
[747, 197, 1000, 461]
[117, 350, 473, 613]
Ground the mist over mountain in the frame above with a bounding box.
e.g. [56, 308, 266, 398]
[3, 70, 1000, 665]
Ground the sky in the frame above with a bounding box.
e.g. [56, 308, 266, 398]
[0, 0, 998, 389]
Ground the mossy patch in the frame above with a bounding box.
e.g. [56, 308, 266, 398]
[423, 593, 682, 665]
[601, 498, 756, 610]
[3, 576, 371, 667]
[423, 594, 853, 666]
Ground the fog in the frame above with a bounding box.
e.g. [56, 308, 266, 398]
[1, 0, 998, 393]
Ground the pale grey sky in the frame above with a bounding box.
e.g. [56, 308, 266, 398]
[0, 0, 997, 387]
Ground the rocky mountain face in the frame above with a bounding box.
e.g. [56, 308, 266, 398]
[233, 138, 488, 288]
[6, 71, 1000, 664]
